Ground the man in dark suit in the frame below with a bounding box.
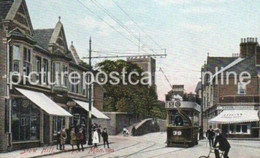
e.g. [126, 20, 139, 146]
[101, 128, 109, 148]
[213, 128, 231, 158]
[206, 125, 215, 147]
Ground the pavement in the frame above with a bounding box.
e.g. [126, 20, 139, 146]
[0, 132, 260, 158]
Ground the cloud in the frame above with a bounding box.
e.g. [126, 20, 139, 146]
[153, 0, 231, 6]
[180, 22, 213, 32]
[181, 6, 222, 14]
[78, 15, 118, 36]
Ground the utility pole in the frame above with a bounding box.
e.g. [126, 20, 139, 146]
[88, 37, 93, 145]
[138, 33, 140, 53]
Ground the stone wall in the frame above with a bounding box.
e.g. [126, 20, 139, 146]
[92, 112, 139, 135]
[134, 118, 160, 136]
[157, 119, 166, 132]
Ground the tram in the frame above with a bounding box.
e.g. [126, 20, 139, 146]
[165, 101, 200, 147]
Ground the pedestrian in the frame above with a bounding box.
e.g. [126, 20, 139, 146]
[81, 124, 87, 145]
[56, 131, 61, 150]
[174, 116, 183, 126]
[60, 127, 67, 150]
[76, 128, 85, 151]
[93, 128, 100, 148]
[101, 128, 109, 148]
[213, 128, 231, 158]
[97, 125, 102, 142]
[206, 125, 215, 147]
[132, 126, 136, 136]
[70, 128, 77, 150]
[123, 127, 129, 136]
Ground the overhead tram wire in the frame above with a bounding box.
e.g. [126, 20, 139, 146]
[159, 67, 172, 89]
[76, 0, 145, 53]
[89, 0, 159, 55]
[82, 53, 166, 59]
[111, 0, 163, 49]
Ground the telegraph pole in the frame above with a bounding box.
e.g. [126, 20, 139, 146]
[88, 37, 93, 145]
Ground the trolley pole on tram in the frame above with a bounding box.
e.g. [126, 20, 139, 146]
[87, 37, 93, 145]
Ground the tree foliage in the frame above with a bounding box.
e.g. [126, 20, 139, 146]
[98, 59, 163, 119]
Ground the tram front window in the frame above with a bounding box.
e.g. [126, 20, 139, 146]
[169, 110, 192, 126]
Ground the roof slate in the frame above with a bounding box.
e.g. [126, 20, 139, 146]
[0, 0, 13, 20]
[33, 29, 54, 49]
[206, 57, 238, 74]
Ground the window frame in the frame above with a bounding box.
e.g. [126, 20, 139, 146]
[12, 45, 21, 72]
[237, 82, 246, 95]
[23, 47, 32, 76]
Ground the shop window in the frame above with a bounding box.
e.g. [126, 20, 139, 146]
[242, 125, 247, 133]
[228, 124, 250, 134]
[13, 45, 20, 72]
[53, 116, 64, 134]
[11, 98, 40, 141]
[236, 125, 241, 132]
[23, 47, 31, 76]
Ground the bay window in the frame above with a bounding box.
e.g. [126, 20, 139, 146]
[36, 56, 42, 83]
[62, 65, 68, 87]
[13, 45, 20, 72]
[43, 59, 49, 85]
[54, 62, 61, 85]
[23, 47, 31, 76]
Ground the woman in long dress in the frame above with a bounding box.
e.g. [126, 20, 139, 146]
[93, 128, 100, 148]
[60, 128, 67, 150]
[70, 128, 77, 150]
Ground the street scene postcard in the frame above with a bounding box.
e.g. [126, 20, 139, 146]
[1, 0, 260, 158]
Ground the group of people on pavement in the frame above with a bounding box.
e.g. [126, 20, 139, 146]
[70, 127, 86, 151]
[54, 123, 110, 151]
[206, 126, 231, 158]
[92, 123, 110, 148]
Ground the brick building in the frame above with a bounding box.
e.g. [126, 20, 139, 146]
[201, 38, 260, 138]
[0, 0, 108, 152]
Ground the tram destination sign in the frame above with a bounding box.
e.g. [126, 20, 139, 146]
[165, 101, 181, 108]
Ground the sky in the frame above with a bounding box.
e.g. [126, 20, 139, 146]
[25, 0, 260, 100]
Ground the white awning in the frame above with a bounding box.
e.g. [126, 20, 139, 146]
[209, 110, 259, 124]
[73, 100, 110, 119]
[16, 88, 72, 117]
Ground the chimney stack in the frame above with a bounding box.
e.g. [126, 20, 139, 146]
[240, 37, 258, 58]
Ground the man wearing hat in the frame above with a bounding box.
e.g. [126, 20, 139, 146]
[213, 128, 231, 158]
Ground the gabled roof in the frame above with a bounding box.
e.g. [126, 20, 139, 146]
[49, 21, 68, 51]
[5, 0, 33, 35]
[0, 0, 13, 20]
[33, 29, 54, 49]
[69, 43, 81, 65]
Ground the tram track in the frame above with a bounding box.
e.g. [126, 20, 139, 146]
[87, 141, 142, 158]
[121, 143, 157, 158]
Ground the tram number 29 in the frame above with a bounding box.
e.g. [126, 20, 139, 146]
[173, 131, 182, 136]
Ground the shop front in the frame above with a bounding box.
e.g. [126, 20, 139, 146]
[11, 88, 72, 150]
[209, 109, 260, 138]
